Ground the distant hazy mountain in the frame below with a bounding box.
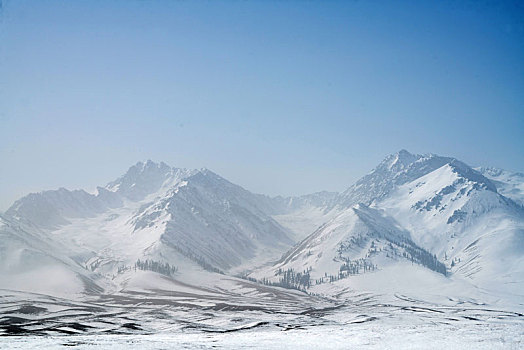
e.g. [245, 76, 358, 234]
[475, 166, 524, 206]
[2, 161, 297, 293]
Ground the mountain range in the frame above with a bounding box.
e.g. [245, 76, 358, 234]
[1, 150, 523, 305]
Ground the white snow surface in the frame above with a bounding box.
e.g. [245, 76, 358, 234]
[251, 151, 524, 306]
[1, 161, 297, 296]
[1, 152, 523, 348]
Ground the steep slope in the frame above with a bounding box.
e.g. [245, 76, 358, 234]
[252, 150, 524, 298]
[362, 152, 524, 296]
[378, 162, 524, 295]
[4, 161, 294, 288]
[131, 168, 294, 272]
[250, 204, 445, 289]
[335, 149, 496, 209]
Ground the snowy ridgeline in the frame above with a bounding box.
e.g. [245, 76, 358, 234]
[0, 150, 523, 316]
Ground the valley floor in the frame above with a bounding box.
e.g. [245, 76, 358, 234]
[2, 321, 522, 350]
[1, 285, 522, 349]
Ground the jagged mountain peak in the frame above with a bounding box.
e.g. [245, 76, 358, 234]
[134, 159, 168, 169]
[337, 151, 497, 208]
[105, 161, 234, 201]
[379, 149, 421, 172]
[105, 161, 198, 201]
[4, 161, 251, 232]
[189, 167, 227, 182]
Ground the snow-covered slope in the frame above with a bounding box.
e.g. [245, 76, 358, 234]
[0, 214, 102, 296]
[335, 149, 496, 209]
[3, 153, 523, 304]
[252, 150, 524, 300]
[251, 204, 446, 288]
[136, 168, 294, 272]
[3, 161, 295, 293]
[378, 161, 524, 296]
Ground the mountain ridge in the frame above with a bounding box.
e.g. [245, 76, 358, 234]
[1, 151, 523, 303]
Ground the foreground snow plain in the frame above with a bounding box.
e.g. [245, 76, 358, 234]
[1, 266, 523, 349]
[3, 322, 522, 350]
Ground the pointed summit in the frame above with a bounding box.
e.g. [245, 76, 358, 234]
[379, 149, 420, 172]
[106, 161, 194, 201]
[337, 150, 498, 208]
[396, 149, 416, 163]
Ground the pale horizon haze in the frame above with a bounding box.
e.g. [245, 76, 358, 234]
[1, 0, 523, 210]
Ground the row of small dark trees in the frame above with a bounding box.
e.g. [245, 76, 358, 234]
[245, 268, 312, 291]
[386, 239, 447, 275]
[275, 267, 312, 289]
[127, 259, 178, 277]
[310, 259, 377, 285]
[240, 258, 378, 291]
[340, 258, 377, 275]
[337, 234, 367, 253]
[241, 260, 377, 291]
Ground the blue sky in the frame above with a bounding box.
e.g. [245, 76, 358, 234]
[1, 0, 523, 209]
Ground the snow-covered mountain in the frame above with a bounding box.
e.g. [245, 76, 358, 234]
[1, 161, 297, 294]
[377, 159, 524, 296]
[1, 152, 523, 303]
[251, 150, 524, 298]
[335, 149, 497, 208]
[5, 187, 122, 229]
[251, 204, 446, 289]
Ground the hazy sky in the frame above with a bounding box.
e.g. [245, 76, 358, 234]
[1, 0, 523, 210]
